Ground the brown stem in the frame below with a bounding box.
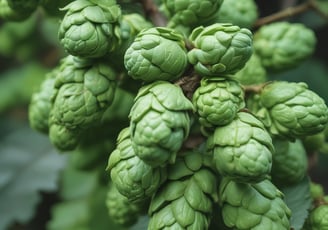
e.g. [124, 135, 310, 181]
[139, 0, 167, 26]
[254, 0, 325, 28]
[242, 82, 269, 94]
[175, 72, 201, 100]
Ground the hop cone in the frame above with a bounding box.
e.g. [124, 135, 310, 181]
[58, 0, 121, 58]
[29, 69, 58, 134]
[162, 0, 223, 28]
[148, 150, 218, 230]
[188, 23, 253, 77]
[271, 138, 308, 187]
[124, 27, 188, 82]
[303, 205, 328, 230]
[254, 22, 316, 71]
[219, 178, 291, 230]
[234, 53, 267, 85]
[192, 77, 245, 131]
[129, 81, 194, 167]
[259, 81, 328, 139]
[7, 0, 39, 12]
[206, 111, 273, 183]
[0, 0, 33, 20]
[107, 127, 167, 203]
[213, 0, 258, 29]
[50, 55, 116, 130]
[49, 123, 82, 151]
[106, 184, 145, 227]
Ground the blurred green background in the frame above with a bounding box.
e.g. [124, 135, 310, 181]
[0, 0, 327, 229]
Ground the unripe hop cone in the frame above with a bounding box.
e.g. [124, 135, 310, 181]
[162, 0, 223, 28]
[192, 77, 245, 131]
[219, 178, 291, 230]
[129, 81, 194, 167]
[207, 111, 273, 183]
[253, 21, 316, 72]
[58, 0, 121, 58]
[148, 150, 218, 230]
[0, 0, 33, 21]
[271, 138, 308, 187]
[188, 23, 253, 77]
[212, 0, 259, 29]
[107, 127, 167, 203]
[303, 205, 328, 230]
[258, 81, 328, 139]
[124, 27, 188, 82]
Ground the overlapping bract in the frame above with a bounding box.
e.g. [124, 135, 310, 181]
[234, 53, 267, 85]
[188, 23, 253, 76]
[148, 150, 218, 230]
[107, 128, 167, 203]
[207, 112, 273, 183]
[162, 0, 223, 28]
[271, 139, 308, 186]
[58, 0, 121, 58]
[124, 27, 188, 82]
[303, 205, 328, 230]
[192, 77, 245, 130]
[219, 178, 291, 230]
[129, 81, 194, 167]
[106, 184, 145, 227]
[254, 21, 316, 71]
[213, 0, 259, 29]
[29, 69, 58, 134]
[259, 81, 328, 139]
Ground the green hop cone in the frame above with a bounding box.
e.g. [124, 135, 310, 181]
[124, 27, 188, 82]
[303, 205, 328, 230]
[29, 69, 58, 134]
[213, 0, 258, 29]
[271, 138, 308, 187]
[106, 184, 146, 227]
[49, 123, 82, 151]
[188, 23, 253, 77]
[258, 81, 328, 139]
[50, 55, 117, 130]
[253, 21, 316, 72]
[148, 150, 218, 230]
[7, 0, 39, 12]
[219, 178, 291, 230]
[0, 0, 33, 20]
[58, 0, 121, 58]
[163, 0, 223, 28]
[234, 53, 267, 85]
[129, 81, 194, 167]
[309, 182, 325, 201]
[207, 111, 273, 183]
[107, 128, 167, 203]
[192, 77, 245, 131]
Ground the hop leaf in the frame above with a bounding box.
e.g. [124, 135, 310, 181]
[234, 53, 267, 85]
[212, 0, 259, 29]
[188, 23, 253, 77]
[124, 27, 188, 82]
[254, 22, 316, 71]
[207, 111, 273, 183]
[129, 81, 194, 167]
[148, 150, 218, 230]
[107, 128, 167, 203]
[162, 0, 223, 28]
[258, 81, 328, 139]
[29, 69, 58, 134]
[219, 178, 291, 230]
[192, 77, 245, 130]
[271, 139, 308, 187]
[58, 0, 121, 58]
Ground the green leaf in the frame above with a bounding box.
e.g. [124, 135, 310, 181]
[130, 215, 149, 230]
[0, 125, 67, 229]
[281, 176, 312, 230]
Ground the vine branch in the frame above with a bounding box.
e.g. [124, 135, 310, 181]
[254, 0, 328, 28]
[139, 0, 167, 26]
